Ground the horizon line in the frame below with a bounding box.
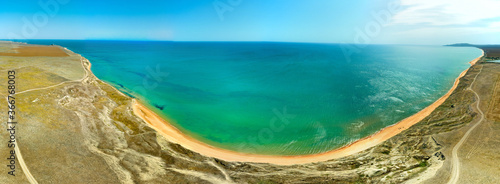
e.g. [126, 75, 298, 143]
[1, 39, 497, 46]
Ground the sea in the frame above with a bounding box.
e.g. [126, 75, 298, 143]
[23, 40, 482, 155]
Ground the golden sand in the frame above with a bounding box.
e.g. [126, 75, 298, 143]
[132, 54, 484, 165]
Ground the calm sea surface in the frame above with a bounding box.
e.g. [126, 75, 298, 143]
[24, 40, 482, 155]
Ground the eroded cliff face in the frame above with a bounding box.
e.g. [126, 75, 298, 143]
[1, 42, 497, 184]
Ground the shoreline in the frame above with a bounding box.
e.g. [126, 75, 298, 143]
[131, 51, 485, 165]
[46, 41, 483, 165]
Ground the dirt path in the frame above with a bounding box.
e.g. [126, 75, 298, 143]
[17, 57, 88, 96]
[447, 66, 485, 184]
[5, 95, 39, 184]
[6, 56, 88, 184]
[13, 142, 38, 184]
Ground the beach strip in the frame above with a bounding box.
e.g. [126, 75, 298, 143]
[131, 53, 484, 165]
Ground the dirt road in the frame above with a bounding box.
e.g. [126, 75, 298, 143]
[448, 66, 485, 184]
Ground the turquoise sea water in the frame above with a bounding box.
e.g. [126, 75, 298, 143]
[25, 40, 482, 155]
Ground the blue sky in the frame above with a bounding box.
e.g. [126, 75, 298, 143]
[1, 0, 499, 44]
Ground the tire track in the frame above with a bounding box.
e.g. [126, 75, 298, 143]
[5, 56, 88, 184]
[447, 66, 484, 184]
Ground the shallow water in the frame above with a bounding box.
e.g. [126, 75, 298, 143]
[24, 40, 482, 155]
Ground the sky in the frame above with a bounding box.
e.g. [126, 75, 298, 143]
[1, 0, 499, 45]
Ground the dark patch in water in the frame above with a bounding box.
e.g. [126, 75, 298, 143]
[121, 91, 135, 98]
[109, 81, 135, 98]
[127, 70, 147, 78]
[154, 104, 165, 110]
[109, 80, 125, 88]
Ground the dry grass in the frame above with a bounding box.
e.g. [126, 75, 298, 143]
[487, 74, 500, 121]
[0, 46, 69, 57]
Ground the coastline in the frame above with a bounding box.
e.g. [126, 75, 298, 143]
[130, 51, 485, 165]
[2, 40, 495, 183]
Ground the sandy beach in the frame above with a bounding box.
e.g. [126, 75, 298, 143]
[132, 53, 484, 165]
